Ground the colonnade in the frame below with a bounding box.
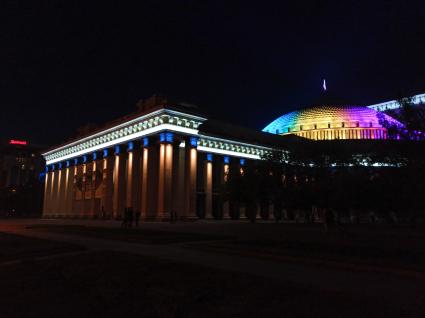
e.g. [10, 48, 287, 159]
[42, 133, 246, 221]
[294, 128, 388, 140]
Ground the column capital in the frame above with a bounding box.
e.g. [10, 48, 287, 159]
[189, 136, 198, 148]
[159, 132, 174, 144]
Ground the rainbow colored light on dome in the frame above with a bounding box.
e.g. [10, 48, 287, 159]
[263, 106, 403, 140]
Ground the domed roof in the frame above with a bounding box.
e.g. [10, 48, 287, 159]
[263, 105, 403, 134]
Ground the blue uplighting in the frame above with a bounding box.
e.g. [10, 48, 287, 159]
[103, 149, 108, 158]
[224, 156, 230, 164]
[93, 152, 97, 160]
[240, 158, 246, 166]
[58, 162, 62, 169]
[74, 158, 78, 165]
[166, 132, 174, 143]
[115, 145, 120, 155]
[127, 141, 134, 151]
[160, 132, 174, 143]
[38, 172, 46, 182]
[207, 153, 213, 162]
[143, 137, 149, 147]
[66, 160, 70, 167]
[190, 137, 198, 147]
[82, 155, 87, 163]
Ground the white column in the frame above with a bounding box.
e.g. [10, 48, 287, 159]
[157, 143, 165, 217]
[172, 140, 186, 219]
[222, 158, 230, 219]
[157, 140, 173, 220]
[51, 168, 58, 216]
[113, 149, 126, 219]
[64, 163, 74, 216]
[184, 138, 197, 219]
[102, 154, 114, 218]
[90, 159, 97, 218]
[204, 155, 213, 219]
[43, 170, 52, 217]
[57, 165, 67, 216]
[140, 147, 149, 218]
[81, 163, 87, 217]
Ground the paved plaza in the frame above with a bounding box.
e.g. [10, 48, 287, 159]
[0, 219, 424, 317]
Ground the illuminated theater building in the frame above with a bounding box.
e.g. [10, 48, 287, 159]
[42, 96, 280, 220]
[263, 106, 403, 140]
[42, 94, 413, 220]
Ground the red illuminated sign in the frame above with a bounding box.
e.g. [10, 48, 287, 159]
[9, 140, 28, 146]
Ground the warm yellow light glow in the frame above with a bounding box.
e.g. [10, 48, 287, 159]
[128, 152, 133, 174]
[224, 164, 229, 182]
[113, 155, 119, 184]
[205, 161, 213, 218]
[57, 169, 62, 198]
[207, 162, 212, 179]
[158, 144, 165, 213]
[165, 144, 173, 177]
[126, 152, 133, 207]
[190, 148, 197, 162]
[64, 168, 69, 203]
[51, 170, 55, 194]
[141, 148, 148, 215]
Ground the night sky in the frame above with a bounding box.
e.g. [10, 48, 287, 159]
[1, 1, 424, 147]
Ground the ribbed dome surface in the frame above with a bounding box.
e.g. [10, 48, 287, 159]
[263, 106, 402, 134]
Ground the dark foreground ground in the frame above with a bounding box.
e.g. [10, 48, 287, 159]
[0, 219, 424, 318]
